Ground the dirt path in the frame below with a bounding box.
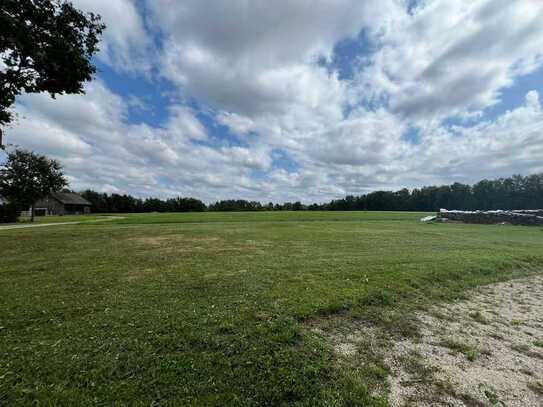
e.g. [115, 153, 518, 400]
[316, 276, 543, 406]
[0, 216, 124, 231]
[387, 276, 543, 406]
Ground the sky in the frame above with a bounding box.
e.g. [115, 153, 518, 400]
[5, 0, 543, 203]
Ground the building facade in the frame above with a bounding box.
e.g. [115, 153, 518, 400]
[34, 192, 92, 216]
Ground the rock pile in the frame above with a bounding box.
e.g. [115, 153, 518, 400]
[437, 209, 543, 226]
[513, 209, 543, 217]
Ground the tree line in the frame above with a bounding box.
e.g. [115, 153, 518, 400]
[324, 174, 543, 212]
[80, 191, 206, 213]
[78, 173, 543, 214]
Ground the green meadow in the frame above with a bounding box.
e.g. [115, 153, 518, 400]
[1, 211, 542, 405]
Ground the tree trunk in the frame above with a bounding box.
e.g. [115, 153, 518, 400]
[31, 205, 34, 222]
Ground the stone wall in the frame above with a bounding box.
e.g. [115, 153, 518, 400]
[438, 209, 543, 226]
[512, 210, 543, 217]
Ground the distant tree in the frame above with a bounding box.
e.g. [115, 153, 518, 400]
[523, 174, 543, 209]
[472, 180, 494, 210]
[81, 190, 110, 213]
[449, 183, 473, 210]
[0, 149, 67, 221]
[180, 197, 206, 212]
[292, 201, 304, 211]
[209, 199, 263, 212]
[79, 190, 207, 214]
[44, 172, 543, 217]
[394, 188, 410, 211]
[0, 0, 105, 146]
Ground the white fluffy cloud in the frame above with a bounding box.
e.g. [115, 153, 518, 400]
[357, 0, 543, 121]
[9, 84, 276, 201]
[8, 86, 543, 202]
[151, 0, 405, 120]
[72, 0, 152, 72]
[5, 0, 543, 202]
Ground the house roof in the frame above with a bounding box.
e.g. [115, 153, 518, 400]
[50, 192, 91, 206]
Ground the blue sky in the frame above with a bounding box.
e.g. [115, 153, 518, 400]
[6, 0, 543, 202]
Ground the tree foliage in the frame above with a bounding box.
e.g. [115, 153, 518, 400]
[80, 191, 207, 213]
[0, 0, 105, 145]
[0, 149, 67, 220]
[323, 174, 543, 212]
[50, 173, 543, 215]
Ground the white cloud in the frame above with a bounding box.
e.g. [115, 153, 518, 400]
[72, 0, 152, 72]
[356, 0, 543, 122]
[5, 0, 543, 203]
[7, 85, 543, 202]
[262, 88, 543, 198]
[166, 107, 207, 141]
[397, 89, 543, 186]
[151, 0, 404, 122]
[8, 82, 280, 201]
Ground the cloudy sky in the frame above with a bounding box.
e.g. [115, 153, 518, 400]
[5, 0, 543, 202]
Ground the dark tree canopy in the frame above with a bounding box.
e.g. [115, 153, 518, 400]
[0, 0, 105, 145]
[0, 149, 67, 220]
[78, 173, 543, 214]
[80, 191, 207, 214]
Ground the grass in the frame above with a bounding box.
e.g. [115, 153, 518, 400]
[439, 338, 485, 361]
[1, 211, 543, 405]
[478, 383, 501, 405]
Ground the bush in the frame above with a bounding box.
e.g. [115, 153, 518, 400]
[0, 203, 18, 223]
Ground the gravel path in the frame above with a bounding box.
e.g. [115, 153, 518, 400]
[317, 275, 543, 406]
[387, 276, 543, 406]
[0, 216, 124, 231]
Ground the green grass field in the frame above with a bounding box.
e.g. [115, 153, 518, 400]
[1, 211, 542, 405]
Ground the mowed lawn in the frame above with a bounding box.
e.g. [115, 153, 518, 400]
[1, 211, 543, 405]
